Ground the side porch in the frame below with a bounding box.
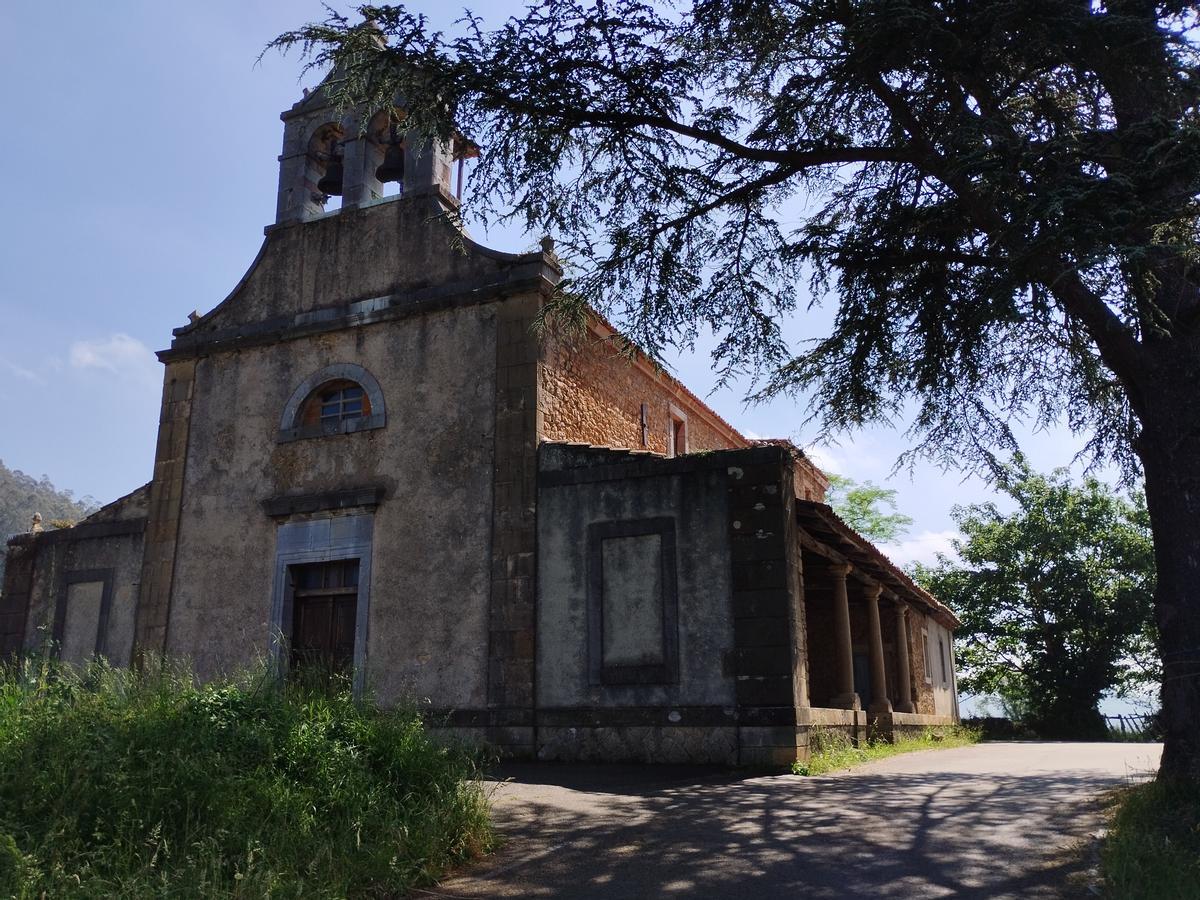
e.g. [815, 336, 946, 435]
[534, 441, 959, 767]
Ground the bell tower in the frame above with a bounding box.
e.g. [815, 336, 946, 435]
[274, 84, 472, 226]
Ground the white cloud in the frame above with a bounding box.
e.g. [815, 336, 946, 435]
[2, 359, 44, 384]
[879, 530, 959, 569]
[69, 333, 157, 381]
[742, 429, 763, 440]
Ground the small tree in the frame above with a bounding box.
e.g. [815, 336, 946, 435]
[825, 474, 912, 544]
[914, 459, 1157, 739]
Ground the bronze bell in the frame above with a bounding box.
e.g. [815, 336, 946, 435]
[375, 141, 405, 184]
[317, 155, 344, 196]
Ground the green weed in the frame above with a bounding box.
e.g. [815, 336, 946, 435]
[791, 724, 981, 776]
[1102, 778, 1200, 899]
[0, 656, 492, 898]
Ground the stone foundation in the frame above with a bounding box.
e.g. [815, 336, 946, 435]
[537, 725, 739, 764]
[877, 711, 958, 742]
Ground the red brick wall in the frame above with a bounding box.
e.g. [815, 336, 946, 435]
[539, 321, 747, 454]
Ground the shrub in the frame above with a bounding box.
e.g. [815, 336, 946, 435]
[0, 657, 492, 898]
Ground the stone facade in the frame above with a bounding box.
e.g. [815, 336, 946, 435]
[2, 77, 958, 766]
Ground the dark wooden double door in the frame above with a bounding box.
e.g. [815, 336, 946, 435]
[290, 559, 359, 677]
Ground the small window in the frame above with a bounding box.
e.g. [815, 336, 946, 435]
[922, 629, 932, 683]
[300, 379, 372, 429]
[668, 404, 688, 458]
[319, 384, 364, 423]
[278, 364, 386, 443]
[939, 636, 948, 684]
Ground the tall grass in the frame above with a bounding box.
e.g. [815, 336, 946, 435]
[0, 657, 492, 898]
[1102, 778, 1200, 899]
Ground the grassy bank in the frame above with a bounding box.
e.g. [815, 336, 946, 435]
[0, 659, 492, 898]
[792, 725, 981, 776]
[1102, 778, 1200, 899]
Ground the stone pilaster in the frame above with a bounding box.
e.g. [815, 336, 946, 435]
[487, 293, 541, 756]
[727, 446, 804, 766]
[133, 358, 196, 661]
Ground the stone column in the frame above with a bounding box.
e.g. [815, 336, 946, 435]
[865, 583, 892, 714]
[829, 563, 860, 709]
[893, 599, 915, 713]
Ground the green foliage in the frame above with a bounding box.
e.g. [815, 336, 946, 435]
[0, 658, 492, 898]
[913, 458, 1156, 739]
[825, 474, 912, 543]
[1101, 778, 1200, 899]
[790, 724, 980, 776]
[0, 459, 96, 586]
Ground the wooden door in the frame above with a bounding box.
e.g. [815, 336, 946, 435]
[290, 559, 359, 677]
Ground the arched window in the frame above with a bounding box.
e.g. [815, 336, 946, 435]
[279, 364, 386, 443]
[300, 379, 371, 427]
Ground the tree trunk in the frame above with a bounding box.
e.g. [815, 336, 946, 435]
[1137, 408, 1200, 781]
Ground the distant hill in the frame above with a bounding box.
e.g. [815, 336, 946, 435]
[0, 460, 97, 587]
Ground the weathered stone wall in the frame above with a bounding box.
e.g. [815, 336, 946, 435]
[537, 725, 739, 764]
[539, 321, 747, 455]
[912, 613, 937, 716]
[177, 196, 534, 337]
[536, 443, 813, 766]
[16, 527, 145, 666]
[135, 360, 195, 659]
[537, 449, 737, 713]
[0, 537, 36, 658]
[4, 486, 150, 666]
[926, 617, 958, 717]
[165, 300, 505, 709]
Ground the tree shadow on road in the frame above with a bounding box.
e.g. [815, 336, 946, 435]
[430, 749, 1155, 899]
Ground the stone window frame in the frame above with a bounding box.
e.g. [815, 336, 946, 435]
[278, 363, 386, 443]
[268, 513, 374, 697]
[586, 517, 680, 686]
[667, 403, 689, 458]
[53, 568, 115, 661]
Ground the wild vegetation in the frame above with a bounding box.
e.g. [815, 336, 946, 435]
[791, 724, 980, 776]
[270, 0, 1200, 781]
[1102, 778, 1200, 899]
[914, 458, 1157, 740]
[0, 659, 492, 898]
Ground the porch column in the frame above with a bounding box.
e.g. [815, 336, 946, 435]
[893, 598, 915, 713]
[865, 583, 892, 714]
[829, 563, 860, 709]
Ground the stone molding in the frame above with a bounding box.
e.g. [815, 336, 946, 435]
[53, 569, 115, 661]
[161, 269, 549, 362]
[268, 513, 375, 697]
[6, 518, 145, 548]
[585, 517, 680, 686]
[261, 486, 387, 518]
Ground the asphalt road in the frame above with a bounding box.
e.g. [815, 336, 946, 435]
[424, 742, 1161, 899]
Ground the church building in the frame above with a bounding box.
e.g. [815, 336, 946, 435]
[2, 81, 959, 766]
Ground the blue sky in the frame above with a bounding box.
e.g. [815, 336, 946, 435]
[0, 1, 1150, 711]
